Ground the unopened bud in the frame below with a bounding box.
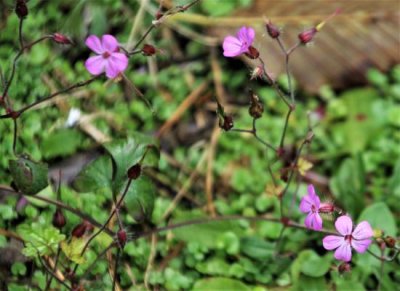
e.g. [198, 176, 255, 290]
[117, 229, 127, 248]
[338, 262, 351, 274]
[142, 44, 156, 56]
[71, 222, 87, 238]
[250, 65, 263, 80]
[249, 91, 263, 119]
[127, 164, 141, 180]
[298, 27, 318, 44]
[219, 115, 234, 131]
[52, 209, 66, 228]
[245, 46, 259, 59]
[266, 21, 280, 39]
[52, 33, 73, 45]
[319, 202, 335, 213]
[15, 0, 28, 19]
[383, 236, 396, 248]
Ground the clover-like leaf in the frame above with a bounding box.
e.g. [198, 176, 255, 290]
[61, 237, 86, 264]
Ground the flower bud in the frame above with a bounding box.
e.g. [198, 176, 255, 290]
[117, 229, 127, 248]
[142, 44, 156, 56]
[52, 209, 66, 229]
[127, 164, 141, 180]
[250, 65, 263, 80]
[15, 0, 28, 19]
[248, 91, 263, 119]
[71, 222, 87, 238]
[266, 21, 280, 39]
[298, 28, 317, 44]
[245, 46, 259, 59]
[338, 262, 351, 274]
[52, 33, 73, 45]
[219, 115, 234, 131]
[383, 236, 396, 248]
[319, 202, 335, 213]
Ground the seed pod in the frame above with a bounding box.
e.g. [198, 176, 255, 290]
[338, 262, 351, 274]
[127, 164, 141, 180]
[71, 222, 87, 238]
[383, 236, 396, 248]
[219, 115, 234, 131]
[52, 33, 73, 45]
[298, 28, 318, 44]
[266, 21, 280, 39]
[248, 91, 263, 119]
[52, 209, 66, 229]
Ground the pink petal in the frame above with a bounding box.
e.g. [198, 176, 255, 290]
[308, 184, 320, 208]
[335, 215, 353, 236]
[102, 35, 119, 52]
[223, 36, 243, 57]
[237, 26, 255, 46]
[334, 241, 352, 262]
[323, 235, 344, 250]
[105, 61, 120, 79]
[299, 195, 313, 213]
[351, 238, 372, 253]
[85, 35, 103, 54]
[352, 221, 373, 240]
[305, 212, 323, 230]
[85, 55, 106, 75]
[110, 52, 128, 72]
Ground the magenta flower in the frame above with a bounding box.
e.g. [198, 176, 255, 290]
[323, 215, 373, 262]
[223, 26, 255, 57]
[299, 184, 323, 230]
[85, 35, 128, 79]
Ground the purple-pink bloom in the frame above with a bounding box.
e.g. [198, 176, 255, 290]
[85, 35, 128, 79]
[323, 215, 373, 262]
[299, 184, 323, 230]
[223, 26, 255, 57]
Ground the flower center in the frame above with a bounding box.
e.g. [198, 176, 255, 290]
[311, 205, 317, 213]
[344, 234, 352, 243]
[102, 51, 111, 58]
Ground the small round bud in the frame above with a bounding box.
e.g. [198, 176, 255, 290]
[338, 262, 351, 274]
[142, 44, 156, 56]
[52, 209, 66, 229]
[219, 115, 234, 131]
[298, 27, 317, 44]
[52, 33, 73, 45]
[15, 0, 28, 19]
[245, 46, 259, 59]
[71, 222, 87, 238]
[266, 21, 280, 39]
[127, 164, 141, 180]
[383, 236, 396, 248]
[117, 229, 127, 248]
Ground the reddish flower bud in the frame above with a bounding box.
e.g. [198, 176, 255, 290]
[298, 27, 318, 44]
[319, 202, 335, 213]
[52, 209, 66, 229]
[338, 262, 351, 274]
[245, 46, 259, 59]
[71, 222, 87, 238]
[383, 236, 396, 248]
[266, 21, 280, 39]
[142, 44, 156, 56]
[127, 164, 141, 180]
[219, 115, 234, 131]
[15, 0, 28, 19]
[276, 147, 285, 157]
[52, 33, 73, 45]
[117, 229, 127, 248]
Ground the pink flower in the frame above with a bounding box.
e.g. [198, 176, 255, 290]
[223, 26, 255, 57]
[323, 215, 373, 262]
[299, 184, 323, 230]
[85, 35, 128, 79]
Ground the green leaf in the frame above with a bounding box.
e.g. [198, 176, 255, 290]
[61, 237, 86, 264]
[124, 175, 156, 222]
[240, 236, 274, 261]
[41, 129, 83, 159]
[192, 277, 251, 291]
[9, 155, 49, 195]
[297, 275, 328, 291]
[104, 134, 159, 192]
[17, 223, 65, 257]
[330, 155, 366, 216]
[11, 262, 27, 276]
[358, 202, 397, 235]
[300, 252, 333, 278]
[74, 155, 113, 196]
